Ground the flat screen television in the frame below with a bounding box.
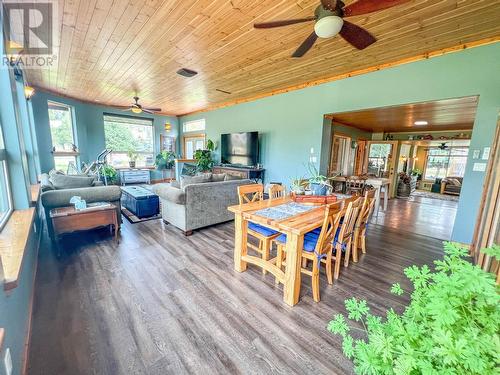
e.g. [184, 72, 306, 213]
[221, 132, 259, 166]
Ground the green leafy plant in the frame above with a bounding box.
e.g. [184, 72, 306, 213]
[155, 150, 176, 170]
[127, 150, 138, 161]
[194, 149, 214, 172]
[411, 168, 422, 176]
[101, 165, 118, 184]
[290, 177, 308, 194]
[328, 242, 500, 375]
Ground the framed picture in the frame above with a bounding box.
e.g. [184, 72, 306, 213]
[160, 135, 176, 154]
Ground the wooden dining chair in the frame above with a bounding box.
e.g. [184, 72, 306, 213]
[268, 184, 286, 200]
[350, 188, 376, 264]
[274, 201, 344, 302]
[335, 197, 363, 271]
[237, 184, 280, 275]
[346, 176, 366, 196]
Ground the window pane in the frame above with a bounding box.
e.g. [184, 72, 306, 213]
[367, 143, 392, 178]
[53, 156, 78, 174]
[185, 141, 194, 159]
[104, 115, 154, 168]
[183, 119, 205, 133]
[424, 147, 469, 180]
[48, 102, 75, 151]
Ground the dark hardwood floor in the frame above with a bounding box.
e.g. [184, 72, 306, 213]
[28, 218, 443, 375]
[372, 196, 458, 240]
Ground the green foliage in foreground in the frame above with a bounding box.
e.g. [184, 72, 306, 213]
[328, 242, 500, 374]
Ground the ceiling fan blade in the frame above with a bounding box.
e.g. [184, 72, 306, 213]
[343, 0, 409, 17]
[292, 32, 318, 58]
[143, 107, 162, 112]
[142, 109, 160, 114]
[339, 20, 376, 50]
[321, 0, 338, 11]
[254, 17, 316, 29]
[111, 105, 133, 109]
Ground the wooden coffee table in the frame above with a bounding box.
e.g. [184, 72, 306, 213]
[50, 204, 119, 255]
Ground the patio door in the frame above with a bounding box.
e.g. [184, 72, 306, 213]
[183, 134, 205, 159]
[365, 141, 398, 197]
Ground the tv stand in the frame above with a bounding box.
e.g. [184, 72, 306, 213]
[212, 165, 264, 183]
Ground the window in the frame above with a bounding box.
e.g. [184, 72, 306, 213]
[183, 135, 205, 159]
[104, 114, 154, 168]
[367, 143, 394, 178]
[48, 101, 79, 173]
[183, 119, 205, 133]
[424, 147, 469, 180]
[0, 125, 12, 230]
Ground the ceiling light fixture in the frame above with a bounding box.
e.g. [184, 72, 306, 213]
[314, 16, 344, 38]
[414, 120, 428, 126]
[131, 107, 142, 114]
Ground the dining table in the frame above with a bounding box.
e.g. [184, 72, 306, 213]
[227, 195, 355, 307]
[332, 176, 390, 216]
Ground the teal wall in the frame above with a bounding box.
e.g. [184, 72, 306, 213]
[30, 91, 180, 179]
[180, 43, 500, 244]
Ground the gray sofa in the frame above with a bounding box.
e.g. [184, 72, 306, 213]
[40, 172, 122, 238]
[153, 176, 251, 235]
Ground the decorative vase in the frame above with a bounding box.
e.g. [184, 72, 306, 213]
[309, 183, 328, 196]
[397, 181, 411, 197]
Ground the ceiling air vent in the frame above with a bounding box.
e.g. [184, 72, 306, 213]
[176, 68, 198, 78]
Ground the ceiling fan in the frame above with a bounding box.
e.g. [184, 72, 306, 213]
[254, 0, 409, 57]
[112, 96, 161, 114]
[424, 143, 449, 151]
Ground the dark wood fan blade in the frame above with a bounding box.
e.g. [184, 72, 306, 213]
[343, 0, 409, 17]
[339, 20, 376, 50]
[321, 0, 338, 11]
[111, 105, 133, 109]
[254, 17, 316, 29]
[292, 32, 318, 58]
[143, 107, 162, 112]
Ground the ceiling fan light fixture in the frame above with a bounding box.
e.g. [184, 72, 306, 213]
[131, 107, 142, 114]
[414, 120, 428, 126]
[314, 16, 344, 38]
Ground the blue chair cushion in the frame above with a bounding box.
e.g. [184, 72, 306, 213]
[276, 227, 342, 253]
[248, 222, 279, 237]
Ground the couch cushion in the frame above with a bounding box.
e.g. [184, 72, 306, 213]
[41, 185, 122, 209]
[170, 180, 181, 189]
[211, 173, 226, 182]
[50, 174, 96, 189]
[180, 174, 211, 189]
[153, 183, 186, 204]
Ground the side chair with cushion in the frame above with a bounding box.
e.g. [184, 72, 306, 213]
[274, 201, 344, 302]
[349, 189, 376, 265]
[237, 184, 281, 275]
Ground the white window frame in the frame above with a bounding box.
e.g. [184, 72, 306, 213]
[0, 133, 13, 231]
[183, 119, 205, 133]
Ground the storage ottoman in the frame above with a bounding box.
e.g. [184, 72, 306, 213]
[121, 186, 159, 218]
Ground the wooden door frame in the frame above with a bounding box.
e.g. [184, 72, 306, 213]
[471, 119, 500, 270]
[329, 133, 351, 176]
[365, 140, 399, 198]
[182, 133, 205, 159]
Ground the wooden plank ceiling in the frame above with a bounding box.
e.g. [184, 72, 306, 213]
[327, 96, 478, 132]
[23, 0, 500, 115]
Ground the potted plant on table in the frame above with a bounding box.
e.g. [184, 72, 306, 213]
[290, 177, 308, 195]
[101, 165, 118, 185]
[307, 162, 333, 196]
[328, 242, 500, 375]
[127, 150, 138, 168]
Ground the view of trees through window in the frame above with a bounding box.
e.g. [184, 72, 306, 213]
[104, 115, 154, 168]
[424, 147, 469, 180]
[48, 102, 78, 172]
[367, 143, 393, 178]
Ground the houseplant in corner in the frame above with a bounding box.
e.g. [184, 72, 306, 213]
[328, 242, 500, 374]
[155, 151, 176, 180]
[194, 139, 215, 172]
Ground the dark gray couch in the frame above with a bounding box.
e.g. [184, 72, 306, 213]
[153, 177, 251, 235]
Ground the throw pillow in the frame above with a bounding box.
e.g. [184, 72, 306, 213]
[211, 173, 226, 182]
[48, 169, 65, 178]
[50, 174, 96, 190]
[224, 174, 242, 181]
[181, 163, 197, 176]
[180, 174, 211, 189]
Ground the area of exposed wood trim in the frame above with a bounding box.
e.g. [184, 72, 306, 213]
[30, 184, 40, 206]
[181, 38, 499, 117]
[0, 208, 36, 291]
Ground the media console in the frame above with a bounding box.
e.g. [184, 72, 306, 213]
[212, 166, 265, 183]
